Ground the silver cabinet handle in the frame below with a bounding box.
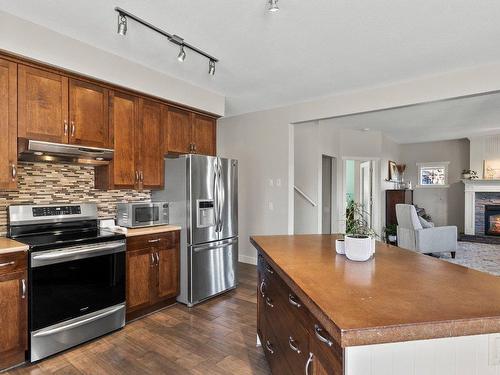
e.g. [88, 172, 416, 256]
[314, 324, 333, 347]
[21, 279, 26, 299]
[305, 352, 314, 375]
[265, 340, 274, 354]
[259, 280, 266, 298]
[155, 252, 160, 265]
[11, 164, 17, 180]
[135, 170, 139, 182]
[289, 293, 302, 308]
[150, 253, 155, 267]
[71, 121, 75, 137]
[265, 297, 274, 308]
[0, 261, 15, 268]
[64, 120, 68, 135]
[288, 336, 301, 354]
[265, 265, 274, 274]
[148, 239, 161, 243]
[140, 171, 144, 183]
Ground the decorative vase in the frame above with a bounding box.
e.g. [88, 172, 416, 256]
[462, 173, 471, 179]
[335, 239, 345, 254]
[345, 235, 373, 261]
[388, 235, 397, 243]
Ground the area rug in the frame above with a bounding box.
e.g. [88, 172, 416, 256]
[438, 242, 500, 276]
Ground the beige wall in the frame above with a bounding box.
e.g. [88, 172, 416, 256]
[469, 133, 500, 177]
[400, 139, 469, 231]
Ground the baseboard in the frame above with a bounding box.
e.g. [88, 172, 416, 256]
[239, 254, 257, 265]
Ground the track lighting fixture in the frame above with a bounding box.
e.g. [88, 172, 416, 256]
[177, 45, 186, 62]
[268, 0, 279, 12]
[208, 60, 216, 75]
[117, 14, 127, 35]
[114, 7, 218, 75]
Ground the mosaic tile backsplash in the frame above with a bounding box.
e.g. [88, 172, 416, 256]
[0, 162, 152, 235]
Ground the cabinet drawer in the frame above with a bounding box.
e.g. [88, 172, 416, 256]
[260, 314, 293, 375]
[127, 231, 179, 251]
[0, 251, 27, 276]
[307, 319, 343, 375]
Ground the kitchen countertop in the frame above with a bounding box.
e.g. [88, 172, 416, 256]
[120, 225, 181, 237]
[0, 237, 29, 254]
[250, 234, 500, 347]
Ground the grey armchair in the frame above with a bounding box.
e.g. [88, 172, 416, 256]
[395, 204, 457, 258]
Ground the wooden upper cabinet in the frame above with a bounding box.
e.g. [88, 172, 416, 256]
[138, 99, 164, 189]
[69, 79, 109, 148]
[18, 65, 68, 143]
[166, 107, 192, 154]
[192, 114, 216, 156]
[108, 91, 137, 188]
[0, 58, 17, 190]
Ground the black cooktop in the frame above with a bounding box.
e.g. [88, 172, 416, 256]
[9, 220, 125, 252]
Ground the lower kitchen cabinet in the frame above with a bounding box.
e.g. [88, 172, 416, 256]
[0, 251, 27, 370]
[257, 252, 343, 375]
[126, 231, 180, 320]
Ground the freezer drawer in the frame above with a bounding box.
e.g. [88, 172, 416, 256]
[189, 237, 238, 304]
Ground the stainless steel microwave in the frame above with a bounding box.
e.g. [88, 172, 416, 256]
[116, 202, 169, 228]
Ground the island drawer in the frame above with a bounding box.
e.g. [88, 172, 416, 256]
[260, 313, 293, 375]
[0, 251, 27, 276]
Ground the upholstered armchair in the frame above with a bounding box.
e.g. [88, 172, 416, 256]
[395, 204, 457, 258]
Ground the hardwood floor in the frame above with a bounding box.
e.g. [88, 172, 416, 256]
[6, 263, 270, 375]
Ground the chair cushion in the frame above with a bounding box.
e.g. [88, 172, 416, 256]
[418, 216, 435, 228]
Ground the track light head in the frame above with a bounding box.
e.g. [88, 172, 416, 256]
[177, 45, 186, 62]
[208, 60, 216, 76]
[268, 0, 279, 12]
[117, 14, 127, 35]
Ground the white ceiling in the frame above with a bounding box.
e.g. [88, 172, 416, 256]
[323, 91, 500, 144]
[2, 1, 500, 117]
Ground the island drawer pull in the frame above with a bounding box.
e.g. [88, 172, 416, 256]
[305, 352, 314, 375]
[148, 239, 161, 243]
[314, 324, 333, 347]
[265, 297, 274, 308]
[288, 336, 301, 354]
[0, 261, 15, 268]
[265, 340, 275, 354]
[288, 293, 302, 308]
[259, 280, 266, 298]
[265, 265, 274, 274]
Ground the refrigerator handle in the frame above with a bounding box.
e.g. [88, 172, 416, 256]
[218, 159, 225, 232]
[214, 159, 220, 232]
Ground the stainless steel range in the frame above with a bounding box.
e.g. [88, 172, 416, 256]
[8, 203, 126, 362]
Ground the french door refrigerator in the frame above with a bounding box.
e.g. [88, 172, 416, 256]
[152, 154, 238, 307]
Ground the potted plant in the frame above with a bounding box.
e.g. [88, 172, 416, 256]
[344, 200, 377, 261]
[383, 224, 397, 243]
[462, 169, 479, 180]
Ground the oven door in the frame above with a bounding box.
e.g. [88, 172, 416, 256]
[30, 240, 126, 331]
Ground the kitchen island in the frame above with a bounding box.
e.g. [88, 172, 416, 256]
[251, 234, 500, 375]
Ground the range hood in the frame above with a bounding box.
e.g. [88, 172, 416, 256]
[18, 139, 114, 166]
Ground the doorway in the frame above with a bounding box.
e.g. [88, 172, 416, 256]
[322, 155, 335, 234]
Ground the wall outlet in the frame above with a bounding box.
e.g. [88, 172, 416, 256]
[489, 335, 500, 365]
[269, 179, 274, 187]
[268, 202, 274, 211]
[276, 178, 281, 187]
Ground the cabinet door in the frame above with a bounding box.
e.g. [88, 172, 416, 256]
[18, 65, 68, 143]
[138, 99, 164, 189]
[166, 107, 192, 154]
[155, 246, 179, 301]
[0, 58, 17, 190]
[109, 91, 138, 188]
[0, 271, 27, 370]
[126, 248, 154, 314]
[192, 114, 216, 156]
[69, 79, 109, 148]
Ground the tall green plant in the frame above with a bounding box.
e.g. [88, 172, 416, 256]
[345, 199, 376, 237]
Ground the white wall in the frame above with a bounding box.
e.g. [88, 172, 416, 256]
[470, 134, 500, 177]
[0, 11, 225, 116]
[400, 139, 470, 231]
[218, 58, 500, 264]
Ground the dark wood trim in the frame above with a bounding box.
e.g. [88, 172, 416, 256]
[0, 48, 220, 120]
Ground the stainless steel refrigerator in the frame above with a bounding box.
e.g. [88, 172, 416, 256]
[152, 154, 238, 307]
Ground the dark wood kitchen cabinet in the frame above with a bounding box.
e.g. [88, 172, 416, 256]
[0, 251, 28, 370]
[0, 58, 18, 190]
[125, 231, 180, 321]
[95, 94, 163, 190]
[18, 65, 109, 148]
[192, 113, 216, 156]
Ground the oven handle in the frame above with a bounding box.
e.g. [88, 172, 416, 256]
[32, 304, 124, 338]
[32, 241, 125, 261]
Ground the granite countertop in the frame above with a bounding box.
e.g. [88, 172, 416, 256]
[0, 237, 29, 255]
[251, 234, 500, 347]
[120, 225, 181, 237]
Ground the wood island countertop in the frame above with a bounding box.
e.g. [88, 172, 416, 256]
[250, 234, 500, 347]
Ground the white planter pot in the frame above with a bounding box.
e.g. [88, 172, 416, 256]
[388, 235, 397, 242]
[345, 235, 373, 261]
[335, 239, 345, 254]
[462, 173, 471, 179]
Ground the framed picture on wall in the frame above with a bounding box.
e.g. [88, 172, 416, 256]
[484, 160, 500, 180]
[388, 161, 398, 182]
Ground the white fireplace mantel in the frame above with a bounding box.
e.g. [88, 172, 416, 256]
[463, 179, 500, 235]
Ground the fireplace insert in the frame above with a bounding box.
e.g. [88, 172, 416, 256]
[485, 205, 500, 236]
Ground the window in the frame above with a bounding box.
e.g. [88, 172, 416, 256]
[416, 162, 449, 188]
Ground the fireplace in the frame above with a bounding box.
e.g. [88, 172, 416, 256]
[485, 205, 500, 236]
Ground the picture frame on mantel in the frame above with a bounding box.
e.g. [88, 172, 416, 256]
[484, 160, 500, 180]
[388, 161, 398, 182]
